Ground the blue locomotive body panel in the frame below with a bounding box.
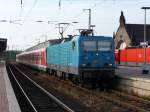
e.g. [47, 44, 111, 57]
[47, 35, 115, 76]
[47, 36, 80, 74]
[79, 36, 115, 69]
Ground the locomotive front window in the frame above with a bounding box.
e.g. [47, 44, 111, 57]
[98, 41, 112, 51]
[83, 41, 96, 51]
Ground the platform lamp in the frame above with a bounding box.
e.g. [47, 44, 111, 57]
[141, 7, 150, 74]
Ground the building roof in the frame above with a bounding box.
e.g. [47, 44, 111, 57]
[0, 38, 7, 52]
[125, 24, 150, 46]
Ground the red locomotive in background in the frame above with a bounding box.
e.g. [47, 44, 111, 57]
[116, 48, 150, 66]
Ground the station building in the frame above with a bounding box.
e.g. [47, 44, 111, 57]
[115, 11, 150, 49]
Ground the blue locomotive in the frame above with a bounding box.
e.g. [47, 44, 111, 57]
[17, 29, 116, 88]
[47, 30, 115, 87]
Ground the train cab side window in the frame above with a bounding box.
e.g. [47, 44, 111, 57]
[72, 41, 76, 50]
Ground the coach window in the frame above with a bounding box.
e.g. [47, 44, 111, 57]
[72, 41, 76, 50]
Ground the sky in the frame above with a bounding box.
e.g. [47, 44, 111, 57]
[0, 0, 150, 50]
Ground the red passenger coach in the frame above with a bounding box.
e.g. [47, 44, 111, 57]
[16, 48, 47, 71]
[116, 48, 150, 66]
[16, 39, 61, 71]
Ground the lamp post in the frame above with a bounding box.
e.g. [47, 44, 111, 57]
[83, 9, 92, 30]
[141, 7, 150, 74]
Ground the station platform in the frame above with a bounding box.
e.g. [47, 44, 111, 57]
[0, 61, 21, 112]
[116, 66, 150, 96]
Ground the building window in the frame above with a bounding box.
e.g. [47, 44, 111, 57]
[120, 35, 123, 40]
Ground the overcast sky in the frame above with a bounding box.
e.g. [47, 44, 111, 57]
[0, 0, 149, 50]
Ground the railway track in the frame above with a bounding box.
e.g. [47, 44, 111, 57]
[106, 90, 150, 111]
[13, 63, 150, 112]
[6, 64, 74, 112]
[62, 80, 150, 112]
[69, 80, 150, 112]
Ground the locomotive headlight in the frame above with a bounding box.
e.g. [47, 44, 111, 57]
[82, 64, 86, 66]
[108, 63, 112, 66]
[96, 53, 99, 56]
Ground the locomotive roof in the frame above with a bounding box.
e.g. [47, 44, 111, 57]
[0, 38, 7, 53]
[24, 38, 73, 52]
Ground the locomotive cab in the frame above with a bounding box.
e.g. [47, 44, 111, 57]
[78, 34, 116, 86]
[80, 37, 115, 69]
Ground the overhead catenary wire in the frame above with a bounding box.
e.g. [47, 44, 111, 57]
[58, 0, 108, 34]
[60, 0, 108, 23]
[90, 0, 108, 9]
[21, 0, 38, 25]
[25, 0, 38, 18]
[58, 0, 131, 36]
[60, 0, 138, 26]
[19, 0, 142, 34]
